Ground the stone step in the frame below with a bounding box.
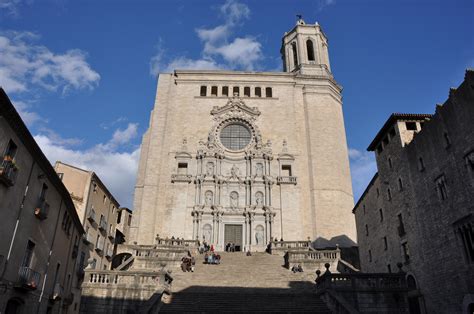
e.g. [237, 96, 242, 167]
[160, 291, 331, 313]
[160, 252, 329, 313]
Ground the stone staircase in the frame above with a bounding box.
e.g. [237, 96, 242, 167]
[160, 252, 331, 313]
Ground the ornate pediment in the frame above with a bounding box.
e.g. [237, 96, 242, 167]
[210, 96, 261, 120]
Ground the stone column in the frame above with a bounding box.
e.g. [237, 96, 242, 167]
[212, 212, 216, 243]
[244, 215, 249, 250]
[249, 213, 254, 248]
[264, 213, 269, 244]
[192, 213, 197, 240]
[197, 212, 202, 240]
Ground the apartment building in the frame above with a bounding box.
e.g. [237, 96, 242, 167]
[54, 162, 120, 270]
[0, 88, 86, 313]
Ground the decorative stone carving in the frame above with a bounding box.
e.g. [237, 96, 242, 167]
[255, 191, 264, 206]
[255, 225, 264, 245]
[230, 191, 239, 209]
[203, 224, 212, 242]
[205, 191, 213, 206]
[255, 163, 263, 177]
[206, 162, 214, 176]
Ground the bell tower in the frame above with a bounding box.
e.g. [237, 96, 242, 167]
[281, 17, 331, 75]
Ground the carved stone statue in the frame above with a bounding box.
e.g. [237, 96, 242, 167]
[203, 224, 212, 242]
[230, 165, 239, 179]
[205, 191, 213, 206]
[255, 192, 263, 206]
[255, 163, 263, 177]
[230, 191, 238, 208]
[206, 162, 214, 176]
[255, 227, 264, 245]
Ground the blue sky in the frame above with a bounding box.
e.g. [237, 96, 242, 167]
[1, 0, 473, 208]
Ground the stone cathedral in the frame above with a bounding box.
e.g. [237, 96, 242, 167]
[130, 19, 357, 251]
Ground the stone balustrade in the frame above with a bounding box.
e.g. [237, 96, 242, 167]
[81, 269, 172, 313]
[276, 176, 297, 185]
[315, 264, 409, 313]
[285, 248, 341, 273]
[268, 240, 311, 256]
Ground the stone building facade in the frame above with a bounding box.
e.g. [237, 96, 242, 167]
[54, 162, 122, 271]
[130, 19, 356, 251]
[0, 89, 86, 313]
[353, 69, 474, 313]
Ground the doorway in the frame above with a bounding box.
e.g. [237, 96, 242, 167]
[224, 224, 243, 251]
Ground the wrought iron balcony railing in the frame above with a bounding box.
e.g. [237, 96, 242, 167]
[17, 266, 41, 290]
[0, 156, 18, 187]
[34, 197, 49, 220]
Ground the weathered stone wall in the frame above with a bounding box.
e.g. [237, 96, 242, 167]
[130, 69, 356, 249]
[354, 70, 474, 313]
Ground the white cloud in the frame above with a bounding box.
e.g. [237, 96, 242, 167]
[220, 0, 250, 25]
[109, 123, 138, 147]
[348, 148, 377, 201]
[0, 0, 22, 16]
[317, 0, 336, 11]
[35, 123, 141, 208]
[150, 0, 262, 75]
[210, 37, 262, 70]
[12, 99, 43, 126]
[0, 31, 100, 95]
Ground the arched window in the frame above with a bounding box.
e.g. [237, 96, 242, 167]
[265, 87, 272, 98]
[255, 87, 261, 97]
[306, 40, 315, 61]
[291, 42, 298, 67]
[222, 86, 229, 96]
[244, 87, 250, 97]
[200, 86, 207, 96]
[233, 86, 240, 96]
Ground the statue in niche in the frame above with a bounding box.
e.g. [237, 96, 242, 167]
[255, 192, 264, 206]
[230, 191, 239, 209]
[255, 226, 264, 245]
[203, 224, 212, 242]
[206, 162, 214, 176]
[255, 163, 263, 177]
[230, 165, 239, 179]
[205, 191, 213, 206]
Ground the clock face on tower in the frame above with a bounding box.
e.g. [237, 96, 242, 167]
[219, 123, 252, 151]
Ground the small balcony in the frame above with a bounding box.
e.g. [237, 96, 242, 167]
[171, 174, 193, 183]
[105, 247, 113, 259]
[87, 209, 96, 223]
[276, 176, 297, 185]
[50, 283, 63, 301]
[16, 266, 41, 291]
[83, 232, 93, 244]
[0, 156, 18, 187]
[98, 218, 107, 232]
[95, 240, 104, 253]
[34, 197, 49, 220]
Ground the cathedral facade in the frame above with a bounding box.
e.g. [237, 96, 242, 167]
[130, 20, 356, 251]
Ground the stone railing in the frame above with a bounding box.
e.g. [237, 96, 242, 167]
[171, 174, 193, 183]
[276, 176, 297, 185]
[315, 263, 409, 313]
[81, 269, 172, 313]
[115, 244, 192, 270]
[285, 248, 341, 272]
[268, 240, 311, 255]
[155, 238, 199, 247]
[83, 269, 172, 287]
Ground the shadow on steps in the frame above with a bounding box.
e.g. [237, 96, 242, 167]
[160, 284, 331, 313]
